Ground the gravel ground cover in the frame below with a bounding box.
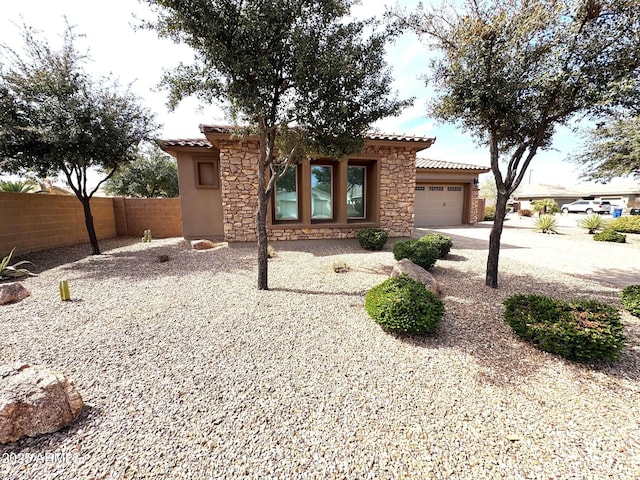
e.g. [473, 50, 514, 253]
[1, 227, 640, 479]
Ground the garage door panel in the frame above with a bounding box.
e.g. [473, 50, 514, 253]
[415, 184, 464, 226]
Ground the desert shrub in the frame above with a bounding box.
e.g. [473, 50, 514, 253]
[607, 216, 640, 234]
[267, 245, 277, 258]
[365, 275, 445, 335]
[357, 228, 389, 251]
[620, 285, 640, 317]
[483, 205, 496, 221]
[531, 198, 560, 215]
[331, 259, 350, 273]
[392, 240, 439, 271]
[518, 209, 533, 217]
[533, 214, 558, 234]
[503, 294, 625, 362]
[593, 229, 626, 243]
[418, 233, 453, 258]
[392, 239, 417, 261]
[577, 213, 605, 234]
[1, 248, 36, 280]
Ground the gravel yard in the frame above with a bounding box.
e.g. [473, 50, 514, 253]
[1, 224, 640, 479]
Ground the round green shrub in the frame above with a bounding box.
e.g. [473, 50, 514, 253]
[593, 229, 626, 243]
[484, 205, 496, 221]
[392, 239, 439, 271]
[392, 239, 417, 261]
[365, 275, 445, 335]
[620, 285, 640, 317]
[419, 233, 453, 258]
[409, 242, 440, 270]
[357, 228, 389, 251]
[503, 294, 625, 362]
[607, 216, 640, 234]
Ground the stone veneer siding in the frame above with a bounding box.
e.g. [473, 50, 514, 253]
[470, 187, 480, 224]
[219, 141, 417, 242]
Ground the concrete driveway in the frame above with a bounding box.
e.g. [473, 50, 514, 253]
[416, 213, 640, 288]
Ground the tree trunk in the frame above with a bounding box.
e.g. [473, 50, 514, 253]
[485, 192, 509, 288]
[256, 188, 269, 290]
[80, 197, 101, 255]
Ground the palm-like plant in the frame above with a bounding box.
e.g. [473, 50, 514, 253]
[0, 180, 36, 193]
[534, 214, 559, 234]
[578, 213, 605, 234]
[0, 248, 37, 279]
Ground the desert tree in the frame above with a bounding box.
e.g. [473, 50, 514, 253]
[142, 0, 410, 290]
[393, 0, 640, 287]
[0, 23, 157, 254]
[104, 144, 179, 198]
[573, 115, 640, 182]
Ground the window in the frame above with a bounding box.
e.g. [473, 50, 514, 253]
[196, 160, 219, 188]
[347, 166, 366, 219]
[311, 165, 333, 220]
[448, 186, 463, 192]
[429, 186, 444, 191]
[415, 186, 425, 191]
[274, 165, 298, 220]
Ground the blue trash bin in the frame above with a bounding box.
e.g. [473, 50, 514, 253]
[612, 208, 623, 218]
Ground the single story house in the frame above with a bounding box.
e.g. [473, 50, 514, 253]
[513, 183, 640, 210]
[159, 125, 488, 242]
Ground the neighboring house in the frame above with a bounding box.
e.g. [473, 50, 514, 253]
[514, 183, 640, 210]
[159, 125, 487, 242]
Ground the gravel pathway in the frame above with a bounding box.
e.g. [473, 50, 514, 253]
[1, 228, 639, 479]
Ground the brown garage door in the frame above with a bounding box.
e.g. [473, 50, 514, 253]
[415, 184, 464, 226]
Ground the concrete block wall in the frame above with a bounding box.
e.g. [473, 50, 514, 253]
[0, 193, 182, 256]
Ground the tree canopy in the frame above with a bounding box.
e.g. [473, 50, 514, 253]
[144, 0, 410, 289]
[0, 23, 158, 254]
[394, 0, 640, 287]
[574, 116, 640, 182]
[104, 144, 179, 198]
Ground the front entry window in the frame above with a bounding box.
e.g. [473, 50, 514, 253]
[311, 165, 333, 219]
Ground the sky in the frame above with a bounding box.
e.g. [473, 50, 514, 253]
[0, 0, 609, 187]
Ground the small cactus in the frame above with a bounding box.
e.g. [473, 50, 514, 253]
[59, 280, 71, 301]
[142, 229, 152, 243]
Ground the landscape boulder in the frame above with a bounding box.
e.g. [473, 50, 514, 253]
[0, 283, 30, 306]
[0, 363, 83, 444]
[391, 258, 442, 296]
[191, 239, 217, 250]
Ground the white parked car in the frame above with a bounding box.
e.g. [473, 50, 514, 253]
[561, 200, 611, 214]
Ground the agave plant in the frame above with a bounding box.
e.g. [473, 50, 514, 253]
[577, 213, 605, 234]
[0, 180, 36, 193]
[534, 214, 558, 234]
[0, 248, 37, 279]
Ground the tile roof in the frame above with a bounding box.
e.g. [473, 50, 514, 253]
[157, 138, 212, 148]
[199, 124, 435, 144]
[416, 158, 490, 171]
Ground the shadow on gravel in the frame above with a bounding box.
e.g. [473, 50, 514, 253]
[579, 267, 640, 289]
[52, 240, 257, 282]
[272, 287, 366, 297]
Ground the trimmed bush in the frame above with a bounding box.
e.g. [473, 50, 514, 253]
[392, 239, 439, 271]
[418, 233, 453, 258]
[620, 285, 640, 317]
[357, 228, 389, 251]
[533, 214, 558, 234]
[484, 205, 496, 221]
[577, 213, 605, 234]
[518, 209, 533, 217]
[593, 229, 626, 243]
[607, 216, 640, 234]
[503, 294, 625, 362]
[365, 275, 445, 335]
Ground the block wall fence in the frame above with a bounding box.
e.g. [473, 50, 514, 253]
[0, 193, 182, 256]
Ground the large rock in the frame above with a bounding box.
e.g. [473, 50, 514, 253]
[191, 239, 217, 250]
[0, 282, 30, 306]
[0, 363, 83, 444]
[391, 258, 442, 296]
